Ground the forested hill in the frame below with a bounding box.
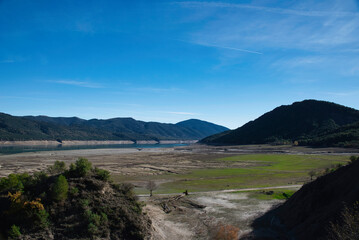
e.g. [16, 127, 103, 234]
[201, 100, 359, 147]
[0, 113, 229, 141]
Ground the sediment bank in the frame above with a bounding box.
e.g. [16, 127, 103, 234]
[0, 140, 198, 146]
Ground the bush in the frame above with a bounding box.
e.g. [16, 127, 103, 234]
[213, 223, 239, 240]
[87, 222, 98, 235]
[69, 187, 79, 196]
[76, 158, 92, 176]
[80, 199, 90, 208]
[34, 209, 49, 228]
[8, 225, 21, 239]
[328, 202, 359, 239]
[94, 167, 110, 181]
[67, 158, 92, 177]
[47, 161, 66, 175]
[0, 173, 30, 192]
[7, 192, 49, 229]
[51, 175, 69, 202]
[349, 156, 358, 163]
[32, 171, 48, 185]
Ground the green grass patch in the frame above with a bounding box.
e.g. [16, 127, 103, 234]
[249, 189, 297, 200]
[115, 154, 350, 194]
[218, 154, 349, 172]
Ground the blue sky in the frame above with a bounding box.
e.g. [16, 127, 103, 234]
[1, 0, 359, 129]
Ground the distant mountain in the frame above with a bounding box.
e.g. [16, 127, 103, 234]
[0, 113, 229, 141]
[201, 100, 359, 147]
[247, 159, 359, 239]
[176, 119, 230, 139]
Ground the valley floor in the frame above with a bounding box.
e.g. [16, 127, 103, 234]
[0, 144, 358, 239]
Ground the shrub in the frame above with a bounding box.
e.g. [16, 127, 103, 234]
[69, 163, 76, 172]
[69, 187, 79, 196]
[85, 209, 101, 226]
[67, 158, 92, 177]
[76, 158, 92, 176]
[0, 173, 30, 192]
[94, 167, 110, 181]
[34, 209, 49, 228]
[349, 156, 358, 163]
[87, 222, 98, 235]
[47, 161, 66, 175]
[51, 175, 69, 202]
[100, 212, 108, 224]
[32, 171, 48, 185]
[80, 199, 90, 208]
[8, 225, 21, 239]
[7, 192, 49, 228]
[213, 224, 240, 240]
[328, 202, 359, 239]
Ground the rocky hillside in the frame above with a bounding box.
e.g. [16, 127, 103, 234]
[0, 159, 151, 239]
[0, 113, 229, 141]
[246, 157, 359, 240]
[201, 100, 359, 147]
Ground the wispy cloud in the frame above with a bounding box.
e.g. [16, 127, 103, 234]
[49, 80, 103, 88]
[176, 1, 359, 52]
[176, 2, 359, 18]
[0, 59, 16, 63]
[182, 40, 263, 54]
[272, 56, 325, 69]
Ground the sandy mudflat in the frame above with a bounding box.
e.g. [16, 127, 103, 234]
[0, 147, 178, 177]
[1, 144, 358, 179]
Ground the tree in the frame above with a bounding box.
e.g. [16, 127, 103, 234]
[51, 175, 69, 202]
[308, 170, 316, 180]
[146, 181, 157, 197]
[71, 157, 92, 177]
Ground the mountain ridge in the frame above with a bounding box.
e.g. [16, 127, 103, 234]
[0, 113, 229, 141]
[201, 99, 359, 147]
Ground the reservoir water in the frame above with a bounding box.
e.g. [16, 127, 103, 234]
[0, 143, 189, 155]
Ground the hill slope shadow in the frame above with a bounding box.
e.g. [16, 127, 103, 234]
[243, 159, 359, 240]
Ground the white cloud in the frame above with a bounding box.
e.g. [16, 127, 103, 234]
[49, 80, 103, 88]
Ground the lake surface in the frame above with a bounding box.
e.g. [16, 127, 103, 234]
[0, 143, 189, 155]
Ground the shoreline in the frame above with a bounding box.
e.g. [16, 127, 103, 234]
[0, 140, 198, 147]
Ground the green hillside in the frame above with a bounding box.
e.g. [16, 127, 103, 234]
[201, 100, 359, 147]
[0, 113, 228, 141]
[0, 159, 151, 239]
